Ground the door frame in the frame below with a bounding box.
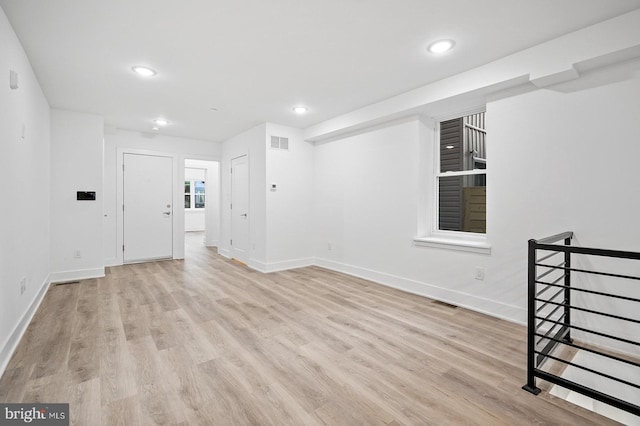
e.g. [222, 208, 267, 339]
[182, 155, 222, 257]
[230, 154, 250, 263]
[116, 148, 179, 265]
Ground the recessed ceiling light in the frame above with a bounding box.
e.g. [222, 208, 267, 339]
[428, 39, 455, 54]
[132, 66, 156, 77]
[153, 118, 169, 126]
[292, 106, 308, 114]
[152, 126, 159, 131]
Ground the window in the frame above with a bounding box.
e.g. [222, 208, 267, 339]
[437, 111, 486, 234]
[184, 180, 205, 209]
[194, 180, 205, 208]
[184, 181, 191, 208]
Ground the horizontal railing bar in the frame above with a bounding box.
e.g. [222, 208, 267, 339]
[536, 251, 562, 263]
[532, 232, 574, 245]
[533, 369, 640, 416]
[535, 293, 566, 314]
[464, 122, 487, 134]
[536, 261, 566, 281]
[528, 233, 640, 416]
[536, 316, 564, 346]
[534, 298, 640, 324]
[549, 287, 564, 303]
[536, 326, 568, 366]
[534, 351, 640, 390]
[534, 315, 640, 347]
[535, 333, 640, 369]
[536, 263, 640, 282]
[535, 280, 640, 303]
[535, 303, 564, 330]
[534, 242, 640, 261]
[535, 275, 564, 297]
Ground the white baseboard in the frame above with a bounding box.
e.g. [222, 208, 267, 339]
[200, 247, 525, 324]
[246, 257, 315, 273]
[0, 274, 51, 379]
[264, 257, 315, 273]
[205, 239, 218, 248]
[104, 257, 120, 267]
[247, 259, 267, 272]
[218, 247, 231, 259]
[50, 267, 105, 283]
[313, 257, 526, 325]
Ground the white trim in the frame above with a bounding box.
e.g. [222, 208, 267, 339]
[218, 247, 231, 258]
[413, 236, 492, 254]
[182, 155, 222, 260]
[0, 274, 51, 379]
[313, 257, 524, 325]
[117, 148, 180, 265]
[437, 169, 487, 178]
[50, 267, 105, 283]
[205, 239, 219, 248]
[230, 154, 250, 264]
[429, 108, 488, 245]
[246, 257, 316, 273]
[247, 258, 267, 272]
[104, 257, 120, 268]
[433, 105, 486, 123]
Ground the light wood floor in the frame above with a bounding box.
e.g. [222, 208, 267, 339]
[0, 232, 619, 425]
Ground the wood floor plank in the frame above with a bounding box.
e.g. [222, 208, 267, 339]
[0, 231, 626, 425]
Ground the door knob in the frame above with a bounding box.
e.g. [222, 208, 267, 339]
[163, 211, 171, 216]
[240, 213, 247, 217]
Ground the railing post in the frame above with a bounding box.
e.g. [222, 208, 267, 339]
[523, 239, 541, 395]
[563, 236, 573, 343]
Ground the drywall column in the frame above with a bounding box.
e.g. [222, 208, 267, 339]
[265, 123, 314, 271]
[50, 109, 104, 282]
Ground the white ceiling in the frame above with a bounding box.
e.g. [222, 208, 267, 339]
[2, 0, 640, 142]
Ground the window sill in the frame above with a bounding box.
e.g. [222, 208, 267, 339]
[413, 234, 491, 255]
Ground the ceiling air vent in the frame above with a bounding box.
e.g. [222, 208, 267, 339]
[271, 136, 289, 150]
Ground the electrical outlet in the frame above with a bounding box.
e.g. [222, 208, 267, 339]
[475, 267, 485, 280]
[327, 243, 332, 251]
[20, 277, 26, 295]
[73, 249, 81, 259]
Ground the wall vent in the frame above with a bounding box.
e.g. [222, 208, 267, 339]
[270, 136, 289, 150]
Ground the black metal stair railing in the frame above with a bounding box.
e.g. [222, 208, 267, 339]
[522, 231, 640, 416]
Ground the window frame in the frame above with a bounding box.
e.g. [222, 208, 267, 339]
[413, 106, 491, 254]
[184, 179, 206, 210]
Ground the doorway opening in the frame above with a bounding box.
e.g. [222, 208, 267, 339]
[184, 159, 220, 257]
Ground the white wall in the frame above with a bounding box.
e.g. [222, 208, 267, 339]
[0, 7, 51, 375]
[312, 60, 640, 326]
[219, 123, 315, 272]
[103, 129, 221, 265]
[489, 61, 640, 347]
[265, 123, 314, 270]
[219, 123, 267, 267]
[50, 109, 104, 282]
[305, 11, 640, 330]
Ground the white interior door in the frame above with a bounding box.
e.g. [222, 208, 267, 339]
[230, 155, 249, 262]
[123, 153, 173, 263]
